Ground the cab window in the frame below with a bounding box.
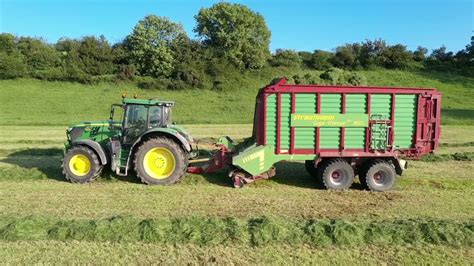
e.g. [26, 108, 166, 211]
[123, 105, 148, 142]
[149, 106, 162, 128]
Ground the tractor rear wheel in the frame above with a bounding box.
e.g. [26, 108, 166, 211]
[134, 137, 187, 185]
[63, 146, 103, 183]
[363, 160, 396, 192]
[321, 159, 354, 190]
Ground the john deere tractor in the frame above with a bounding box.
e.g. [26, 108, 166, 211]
[63, 97, 195, 185]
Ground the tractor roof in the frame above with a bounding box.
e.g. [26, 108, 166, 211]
[122, 98, 175, 106]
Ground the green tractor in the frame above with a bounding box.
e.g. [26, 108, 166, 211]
[63, 97, 195, 185]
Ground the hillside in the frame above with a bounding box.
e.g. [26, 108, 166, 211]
[1, 69, 473, 126]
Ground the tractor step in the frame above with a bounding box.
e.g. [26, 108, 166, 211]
[115, 166, 128, 176]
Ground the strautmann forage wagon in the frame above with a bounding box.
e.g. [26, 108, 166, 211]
[63, 79, 441, 191]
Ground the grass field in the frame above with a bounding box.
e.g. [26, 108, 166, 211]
[0, 69, 473, 263]
[0, 124, 473, 264]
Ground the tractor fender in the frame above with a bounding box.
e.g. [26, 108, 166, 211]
[130, 128, 192, 156]
[135, 128, 192, 152]
[72, 139, 108, 165]
[125, 128, 192, 170]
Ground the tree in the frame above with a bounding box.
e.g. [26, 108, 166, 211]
[360, 39, 388, 67]
[378, 44, 413, 69]
[17, 37, 62, 71]
[0, 33, 28, 79]
[0, 33, 18, 54]
[194, 2, 271, 69]
[413, 46, 428, 62]
[76, 35, 114, 75]
[127, 15, 187, 77]
[270, 49, 302, 67]
[310, 50, 333, 70]
[454, 36, 474, 67]
[297, 51, 313, 68]
[332, 43, 361, 69]
[0, 52, 27, 79]
[430, 46, 454, 62]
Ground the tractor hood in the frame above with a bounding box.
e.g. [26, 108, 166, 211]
[68, 120, 120, 129]
[66, 120, 121, 143]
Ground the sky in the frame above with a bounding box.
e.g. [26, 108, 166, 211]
[0, 0, 472, 53]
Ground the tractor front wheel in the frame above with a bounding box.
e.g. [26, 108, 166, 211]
[63, 146, 103, 183]
[134, 137, 187, 185]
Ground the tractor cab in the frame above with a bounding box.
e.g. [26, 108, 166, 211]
[110, 98, 175, 144]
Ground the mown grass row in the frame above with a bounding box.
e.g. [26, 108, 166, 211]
[1, 216, 472, 247]
[420, 152, 474, 162]
[440, 141, 474, 148]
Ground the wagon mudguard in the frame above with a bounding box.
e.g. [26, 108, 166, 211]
[72, 139, 108, 165]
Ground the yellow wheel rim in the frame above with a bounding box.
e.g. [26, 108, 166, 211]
[69, 154, 91, 176]
[143, 147, 176, 179]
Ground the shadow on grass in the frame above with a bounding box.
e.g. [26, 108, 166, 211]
[185, 161, 367, 190]
[2, 148, 367, 189]
[441, 108, 474, 124]
[270, 161, 319, 189]
[0, 148, 67, 182]
[0, 148, 140, 183]
[271, 161, 365, 190]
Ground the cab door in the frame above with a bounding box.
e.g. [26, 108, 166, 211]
[122, 104, 149, 145]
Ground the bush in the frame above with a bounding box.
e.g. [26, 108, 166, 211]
[31, 67, 67, 81]
[332, 44, 361, 69]
[0, 52, 27, 79]
[298, 51, 313, 68]
[136, 77, 192, 90]
[310, 50, 333, 70]
[270, 49, 302, 67]
[17, 37, 62, 74]
[172, 65, 203, 88]
[117, 65, 136, 81]
[319, 68, 345, 84]
[290, 73, 323, 85]
[319, 68, 367, 86]
[344, 71, 367, 86]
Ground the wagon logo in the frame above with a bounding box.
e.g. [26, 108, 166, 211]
[291, 113, 368, 127]
[242, 150, 266, 170]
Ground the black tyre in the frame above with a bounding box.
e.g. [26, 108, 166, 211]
[363, 160, 396, 192]
[63, 146, 103, 183]
[134, 137, 187, 185]
[321, 159, 354, 190]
